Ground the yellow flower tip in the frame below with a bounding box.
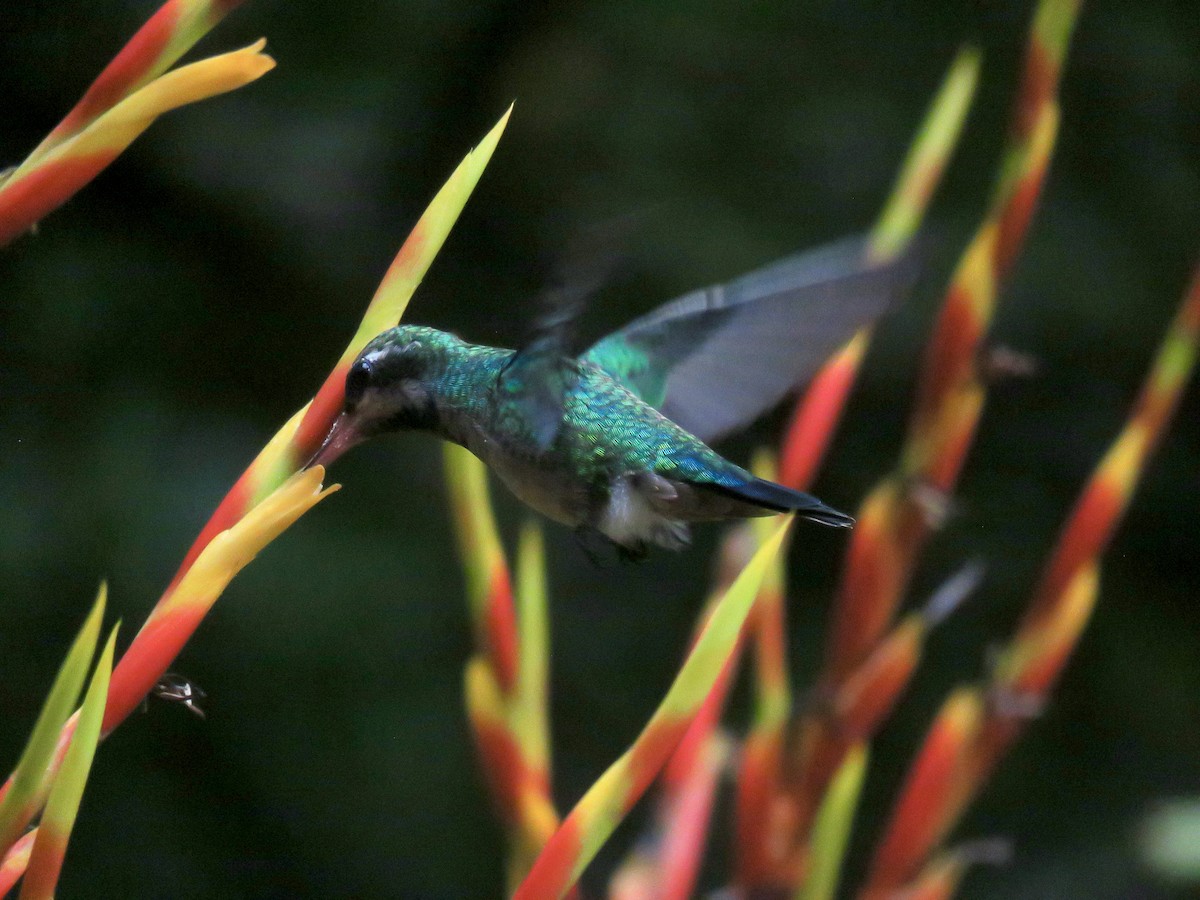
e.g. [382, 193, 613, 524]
[238, 38, 276, 75]
[302, 463, 340, 496]
[158, 468, 339, 618]
[213, 39, 276, 83]
[76, 38, 278, 147]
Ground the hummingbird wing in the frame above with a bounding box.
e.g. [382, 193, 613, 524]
[494, 294, 581, 451]
[495, 220, 629, 451]
[581, 236, 917, 444]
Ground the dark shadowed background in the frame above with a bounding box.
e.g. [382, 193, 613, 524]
[1, 1, 1197, 897]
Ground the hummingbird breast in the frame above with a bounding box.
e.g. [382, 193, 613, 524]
[473, 433, 594, 528]
[467, 428, 698, 549]
[430, 355, 779, 552]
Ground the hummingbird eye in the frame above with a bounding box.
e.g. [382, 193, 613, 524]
[344, 358, 373, 406]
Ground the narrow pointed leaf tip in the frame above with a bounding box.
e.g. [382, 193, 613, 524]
[20, 625, 118, 900]
[353, 103, 514, 347]
[800, 744, 869, 900]
[12, 39, 274, 185]
[870, 43, 981, 262]
[292, 107, 513, 467]
[0, 587, 106, 857]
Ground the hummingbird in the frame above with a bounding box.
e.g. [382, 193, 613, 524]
[311, 237, 913, 558]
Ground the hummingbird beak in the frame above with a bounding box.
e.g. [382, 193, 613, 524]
[307, 412, 364, 469]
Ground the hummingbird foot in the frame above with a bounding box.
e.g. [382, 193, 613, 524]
[573, 526, 626, 567]
[573, 525, 667, 565]
[616, 541, 650, 565]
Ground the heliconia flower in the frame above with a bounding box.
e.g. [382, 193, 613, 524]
[0, 830, 36, 897]
[730, 44, 982, 896]
[0, 106, 511, 869]
[298, 103, 514, 418]
[771, 5, 1080, 896]
[445, 444, 519, 694]
[859, 687, 985, 899]
[103, 468, 338, 732]
[799, 743, 869, 900]
[779, 44, 981, 493]
[819, 0, 1077, 694]
[800, 562, 983, 801]
[1012, 263, 1200, 650]
[787, 617, 933, 858]
[448, 443, 560, 887]
[25, 0, 248, 165]
[0, 41, 274, 247]
[18, 625, 119, 899]
[104, 107, 510, 737]
[617, 454, 782, 898]
[515, 519, 793, 900]
[765, 563, 980, 894]
[0, 590, 106, 858]
[851, 259, 1196, 900]
[606, 523, 755, 899]
[229, 104, 512, 502]
[947, 260, 1200, 825]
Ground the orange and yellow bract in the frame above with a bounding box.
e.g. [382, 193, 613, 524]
[446, 446, 561, 890]
[0, 0, 264, 248]
[0, 1, 512, 887]
[515, 520, 793, 900]
[3, 0, 1194, 896]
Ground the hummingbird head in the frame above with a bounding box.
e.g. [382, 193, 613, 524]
[309, 325, 460, 467]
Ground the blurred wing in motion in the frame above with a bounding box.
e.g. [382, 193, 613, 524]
[495, 217, 635, 451]
[582, 236, 919, 443]
[494, 285, 583, 451]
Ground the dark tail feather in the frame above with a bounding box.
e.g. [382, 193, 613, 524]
[710, 477, 855, 528]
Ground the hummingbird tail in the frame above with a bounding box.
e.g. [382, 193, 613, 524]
[711, 477, 855, 528]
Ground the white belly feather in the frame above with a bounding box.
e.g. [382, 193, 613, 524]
[598, 475, 691, 550]
[460, 424, 693, 551]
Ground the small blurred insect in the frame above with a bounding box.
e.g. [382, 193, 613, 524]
[145, 673, 208, 720]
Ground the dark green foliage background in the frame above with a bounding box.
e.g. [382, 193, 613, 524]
[1, 2, 1197, 897]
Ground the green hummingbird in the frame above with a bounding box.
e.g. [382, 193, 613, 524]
[312, 237, 912, 558]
